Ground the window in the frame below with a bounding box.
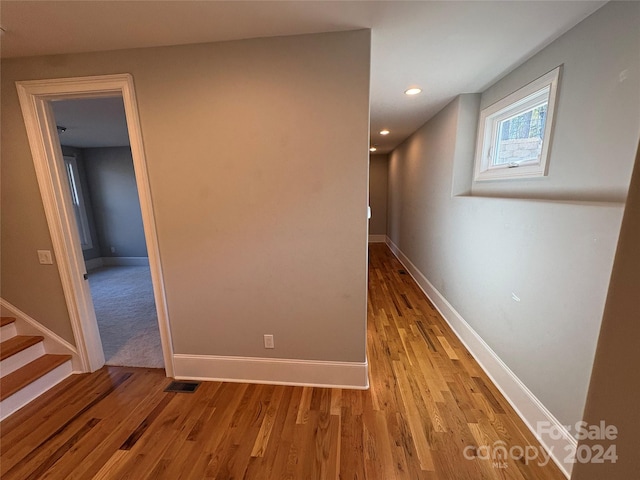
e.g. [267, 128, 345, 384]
[474, 66, 561, 181]
[63, 155, 93, 250]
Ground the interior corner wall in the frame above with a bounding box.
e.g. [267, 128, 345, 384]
[387, 0, 638, 429]
[83, 146, 148, 258]
[368, 154, 389, 236]
[570, 142, 640, 479]
[1, 29, 371, 367]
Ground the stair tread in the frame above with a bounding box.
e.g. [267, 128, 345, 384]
[0, 336, 44, 361]
[0, 354, 72, 401]
[1, 317, 16, 327]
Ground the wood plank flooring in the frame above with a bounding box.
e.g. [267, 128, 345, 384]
[0, 244, 565, 479]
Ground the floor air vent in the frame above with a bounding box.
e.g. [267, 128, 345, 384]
[398, 270, 407, 275]
[164, 381, 201, 393]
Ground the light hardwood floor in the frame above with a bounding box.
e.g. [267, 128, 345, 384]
[0, 244, 565, 479]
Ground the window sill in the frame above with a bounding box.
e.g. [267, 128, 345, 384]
[454, 189, 627, 206]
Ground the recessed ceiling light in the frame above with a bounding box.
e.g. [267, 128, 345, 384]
[380, 129, 390, 135]
[369, 147, 377, 152]
[405, 87, 422, 96]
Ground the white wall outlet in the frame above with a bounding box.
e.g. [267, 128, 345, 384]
[37, 250, 53, 265]
[110, 246, 116, 253]
[263, 334, 275, 349]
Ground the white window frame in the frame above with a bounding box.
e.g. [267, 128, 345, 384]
[474, 66, 561, 181]
[63, 155, 93, 250]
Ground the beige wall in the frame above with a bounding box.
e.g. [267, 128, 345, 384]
[1, 30, 371, 362]
[387, 1, 638, 427]
[571, 142, 640, 479]
[1, 122, 76, 343]
[368, 154, 388, 236]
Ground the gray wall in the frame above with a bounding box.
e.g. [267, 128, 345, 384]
[368, 154, 388, 236]
[83, 147, 147, 258]
[472, 2, 638, 202]
[387, 1, 639, 427]
[1, 30, 371, 360]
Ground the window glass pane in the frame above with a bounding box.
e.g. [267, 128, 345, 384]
[66, 162, 80, 205]
[493, 103, 547, 166]
[64, 156, 92, 249]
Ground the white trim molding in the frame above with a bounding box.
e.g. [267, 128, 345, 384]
[86, 257, 150, 271]
[0, 298, 82, 372]
[102, 256, 150, 267]
[84, 258, 104, 271]
[173, 354, 369, 389]
[16, 74, 174, 376]
[386, 237, 575, 478]
[474, 66, 562, 181]
[368, 234, 388, 243]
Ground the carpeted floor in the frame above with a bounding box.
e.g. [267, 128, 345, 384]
[87, 265, 164, 368]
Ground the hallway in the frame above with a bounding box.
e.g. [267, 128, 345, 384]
[0, 244, 565, 479]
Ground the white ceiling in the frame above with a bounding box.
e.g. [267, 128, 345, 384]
[1, 1, 606, 152]
[51, 97, 130, 148]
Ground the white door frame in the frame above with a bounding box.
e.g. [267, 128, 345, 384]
[16, 74, 174, 376]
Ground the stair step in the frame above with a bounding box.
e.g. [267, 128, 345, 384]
[0, 336, 44, 361]
[0, 317, 16, 327]
[0, 318, 17, 343]
[0, 354, 72, 401]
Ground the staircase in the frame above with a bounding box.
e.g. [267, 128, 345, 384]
[0, 316, 72, 420]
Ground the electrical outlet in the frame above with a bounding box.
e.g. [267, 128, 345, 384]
[37, 250, 53, 265]
[110, 246, 116, 254]
[263, 334, 275, 349]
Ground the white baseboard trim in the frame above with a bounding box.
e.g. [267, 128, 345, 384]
[368, 234, 388, 243]
[85, 257, 104, 271]
[173, 354, 369, 389]
[102, 256, 150, 267]
[85, 256, 150, 270]
[386, 238, 575, 479]
[0, 298, 81, 372]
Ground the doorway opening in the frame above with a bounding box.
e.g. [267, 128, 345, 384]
[16, 74, 173, 375]
[52, 96, 163, 368]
